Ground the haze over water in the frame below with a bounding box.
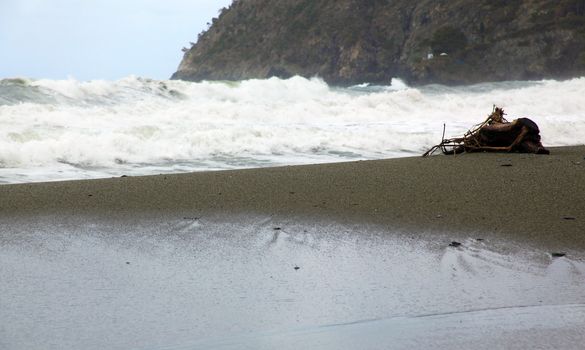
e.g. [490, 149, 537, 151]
[1, 75, 584, 183]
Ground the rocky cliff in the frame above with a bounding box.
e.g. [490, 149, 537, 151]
[172, 0, 585, 85]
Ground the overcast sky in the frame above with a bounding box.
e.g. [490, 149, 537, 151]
[0, 0, 233, 80]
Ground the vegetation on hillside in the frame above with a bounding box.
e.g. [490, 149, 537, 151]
[173, 0, 585, 85]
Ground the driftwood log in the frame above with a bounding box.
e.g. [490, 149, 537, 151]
[423, 107, 550, 157]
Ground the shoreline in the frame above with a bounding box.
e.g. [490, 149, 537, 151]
[2, 146, 585, 350]
[1, 146, 584, 251]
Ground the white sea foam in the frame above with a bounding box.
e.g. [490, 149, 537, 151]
[1, 75, 584, 183]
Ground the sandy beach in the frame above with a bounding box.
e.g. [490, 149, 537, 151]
[2, 145, 584, 250]
[3, 0, 585, 348]
[1, 146, 585, 350]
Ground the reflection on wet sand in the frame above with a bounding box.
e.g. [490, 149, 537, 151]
[1, 214, 584, 350]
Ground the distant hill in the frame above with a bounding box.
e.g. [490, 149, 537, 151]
[172, 0, 585, 85]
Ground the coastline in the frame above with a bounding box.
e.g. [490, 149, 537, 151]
[2, 146, 585, 350]
[1, 146, 584, 252]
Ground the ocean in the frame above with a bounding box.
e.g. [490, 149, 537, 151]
[3, 75, 585, 350]
[1, 75, 584, 184]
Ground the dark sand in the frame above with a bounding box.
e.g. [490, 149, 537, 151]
[2, 146, 585, 350]
[1, 146, 584, 252]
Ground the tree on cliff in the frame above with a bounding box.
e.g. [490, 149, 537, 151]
[172, 0, 585, 85]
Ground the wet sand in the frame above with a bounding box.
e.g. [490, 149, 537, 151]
[1, 146, 585, 350]
[2, 214, 585, 350]
[1, 146, 584, 251]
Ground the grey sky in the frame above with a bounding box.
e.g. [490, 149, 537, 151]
[0, 0, 233, 80]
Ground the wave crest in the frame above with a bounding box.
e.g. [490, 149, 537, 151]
[1, 75, 584, 182]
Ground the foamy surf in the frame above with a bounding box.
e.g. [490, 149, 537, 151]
[1, 75, 584, 183]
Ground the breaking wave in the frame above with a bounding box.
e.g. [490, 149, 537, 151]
[1, 75, 584, 183]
